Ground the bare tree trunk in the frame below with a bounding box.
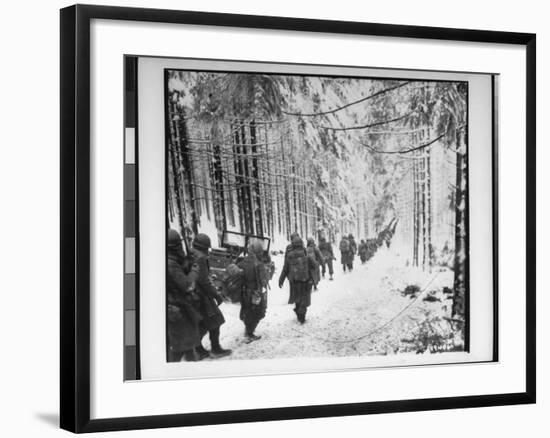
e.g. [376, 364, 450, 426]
[167, 100, 185, 234]
[168, 143, 185, 233]
[275, 144, 283, 236]
[301, 168, 307, 238]
[284, 158, 292, 238]
[172, 101, 198, 235]
[223, 140, 236, 228]
[413, 147, 419, 266]
[452, 128, 468, 330]
[233, 121, 246, 233]
[201, 145, 212, 223]
[281, 130, 292, 239]
[292, 162, 298, 234]
[211, 140, 226, 232]
[250, 120, 264, 236]
[421, 144, 427, 270]
[296, 168, 302, 237]
[264, 125, 275, 239]
[364, 200, 369, 239]
[240, 123, 255, 234]
[426, 142, 433, 270]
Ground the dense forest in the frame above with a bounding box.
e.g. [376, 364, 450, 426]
[166, 70, 468, 321]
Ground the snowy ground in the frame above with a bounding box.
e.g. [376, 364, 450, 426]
[205, 245, 457, 360]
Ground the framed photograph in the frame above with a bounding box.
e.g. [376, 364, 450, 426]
[60, 4, 536, 433]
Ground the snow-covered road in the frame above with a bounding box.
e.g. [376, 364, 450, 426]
[210, 246, 455, 360]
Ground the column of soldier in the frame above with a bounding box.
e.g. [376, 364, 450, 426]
[339, 223, 397, 273]
[166, 228, 392, 362]
[167, 228, 333, 362]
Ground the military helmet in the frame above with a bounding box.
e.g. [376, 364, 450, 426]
[307, 237, 315, 245]
[193, 233, 212, 250]
[248, 240, 264, 256]
[167, 228, 182, 248]
[291, 233, 302, 245]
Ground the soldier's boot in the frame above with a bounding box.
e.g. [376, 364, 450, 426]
[245, 332, 262, 343]
[168, 349, 183, 362]
[210, 329, 232, 358]
[244, 323, 261, 343]
[211, 346, 232, 358]
[195, 344, 210, 360]
[182, 349, 198, 362]
[329, 274, 334, 281]
[297, 312, 306, 324]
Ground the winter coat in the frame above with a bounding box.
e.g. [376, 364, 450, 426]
[318, 240, 334, 261]
[190, 247, 225, 332]
[339, 238, 350, 253]
[238, 254, 268, 325]
[366, 239, 377, 260]
[339, 238, 353, 265]
[349, 238, 357, 258]
[166, 251, 203, 353]
[279, 241, 314, 307]
[358, 242, 368, 262]
[306, 243, 323, 285]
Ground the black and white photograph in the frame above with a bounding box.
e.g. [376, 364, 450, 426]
[164, 67, 472, 366]
[52, 3, 536, 433]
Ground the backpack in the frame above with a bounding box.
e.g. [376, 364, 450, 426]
[307, 246, 320, 266]
[224, 263, 244, 303]
[339, 238, 350, 252]
[288, 250, 310, 282]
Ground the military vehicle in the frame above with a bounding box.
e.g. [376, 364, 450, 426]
[208, 230, 274, 301]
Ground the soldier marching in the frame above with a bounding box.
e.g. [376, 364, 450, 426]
[166, 229, 232, 362]
[166, 227, 395, 360]
[238, 240, 269, 342]
[278, 234, 316, 323]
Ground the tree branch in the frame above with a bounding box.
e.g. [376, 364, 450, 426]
[318, 111, 413, 131]
[362, 131, 447, 155]
[281, 81, 411, 117]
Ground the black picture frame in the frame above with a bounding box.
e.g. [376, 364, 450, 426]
[60, 4, 536, 433]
